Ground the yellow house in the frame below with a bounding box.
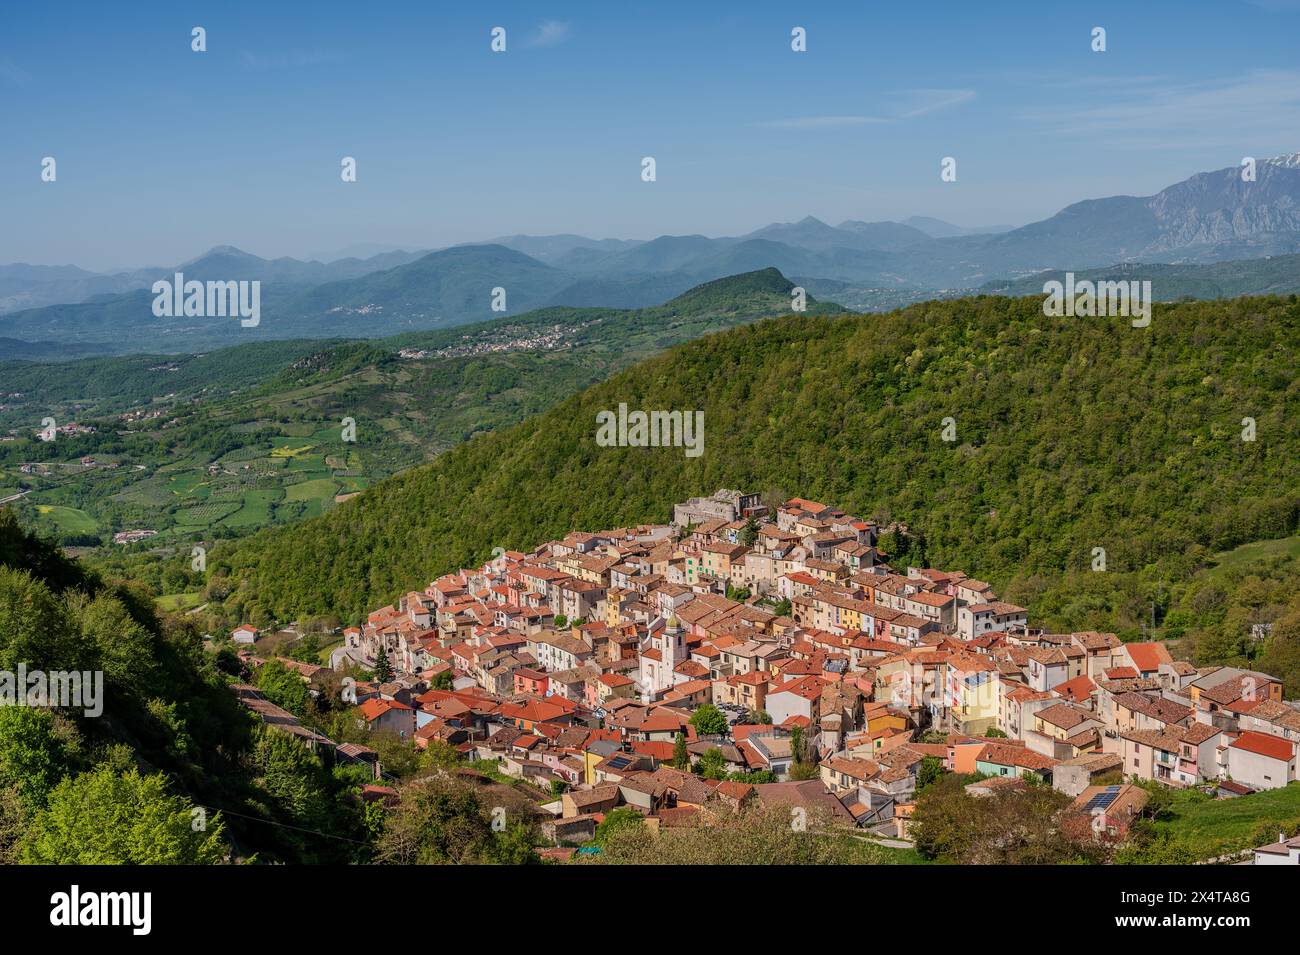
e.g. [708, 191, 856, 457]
[828, 595, 871, 632]
[700, 542, 746, 581]
[947, 657, 1000, 735]
[604, 588, 625, 627]
[581, 741, 623, 785]
[864, 703, 909, 736]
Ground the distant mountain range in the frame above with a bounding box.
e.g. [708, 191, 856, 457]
[0, 246, 433, 315]
[3, 154, 1299, 358]
[900, 216, 1015, 239]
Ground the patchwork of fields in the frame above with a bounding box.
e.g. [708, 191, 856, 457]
[0, 425, 377, 544]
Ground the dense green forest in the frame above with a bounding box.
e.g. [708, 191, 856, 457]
[207, 295, 1299, 656]
[0, 508, 251, 862]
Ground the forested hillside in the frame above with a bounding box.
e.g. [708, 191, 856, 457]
[210, 294, 1300, 628]
[0, 509, 242, 862]
[0, 509, 543, 863]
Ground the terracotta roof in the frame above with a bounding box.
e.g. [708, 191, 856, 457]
[1053, 674, 1097, 704]
[1180, 722, 1222, 745]
[1124, 642, 1173, 673]
[1035, 702, 1097, 731]
[357, 697, 413, 721]
[1056, 752, 1122, 772]
[1243, 700, 1300, 732]
[1230, 731, 1295, 762]
[1115, 691, 1192, 725]
[976, 743, 1058, 771]
[1121, 728, 1186, 752]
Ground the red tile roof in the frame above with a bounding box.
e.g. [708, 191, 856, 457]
[357, 697, 413, 721]
[1230, 731, 1294, 762]
[1125, 642, 1173, 673]
[976, 742, 1058, 771]
[1053, 674, 1097, 704]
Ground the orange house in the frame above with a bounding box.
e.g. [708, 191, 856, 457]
[950, 736, 990, 774]
[513, 668, 549, 697]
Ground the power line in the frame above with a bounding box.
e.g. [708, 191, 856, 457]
[195, 803, 372, 846]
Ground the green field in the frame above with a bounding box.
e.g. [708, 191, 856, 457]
[166, 472, 211, 498]
[174, 500, 242, 525]
[156, 591, 204, 612]
[224, 489, 284, 527]
[34, 504, 99, 534]
[316, 637, 344, 664]
[285, 478, 338, 502]
[219, 445, 263, 463]
[1202, 536, 1300, 581]
[336, 475, 371, 494]
[1143, 784, 1300, 860]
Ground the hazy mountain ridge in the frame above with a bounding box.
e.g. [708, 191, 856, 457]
[0, 246, 432, 315]
[4, 154, 1300, 357]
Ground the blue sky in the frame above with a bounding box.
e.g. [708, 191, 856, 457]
[3, 0, 1299, 269]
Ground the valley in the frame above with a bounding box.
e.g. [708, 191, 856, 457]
[0, 269, 838, 555]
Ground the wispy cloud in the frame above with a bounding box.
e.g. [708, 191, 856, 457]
[1023, 69, 1300, 149]
[524, 21, 570, 48]
[758, 88, 975, 130]
[0, 55, 31, 87]
[893, 88, 976, 118]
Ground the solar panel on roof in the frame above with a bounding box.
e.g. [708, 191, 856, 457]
[1083, 790, 1121, 812]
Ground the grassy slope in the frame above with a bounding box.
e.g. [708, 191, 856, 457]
[1147, 784, 1300, 860]
[1201, 536, 1300, 581]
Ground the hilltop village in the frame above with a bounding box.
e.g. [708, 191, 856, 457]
[237, 490, 1300, 851]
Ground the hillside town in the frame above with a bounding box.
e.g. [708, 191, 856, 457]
[242, 489, 1300, 854]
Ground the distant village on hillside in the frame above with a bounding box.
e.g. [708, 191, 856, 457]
[231, 489, 1300, 862]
